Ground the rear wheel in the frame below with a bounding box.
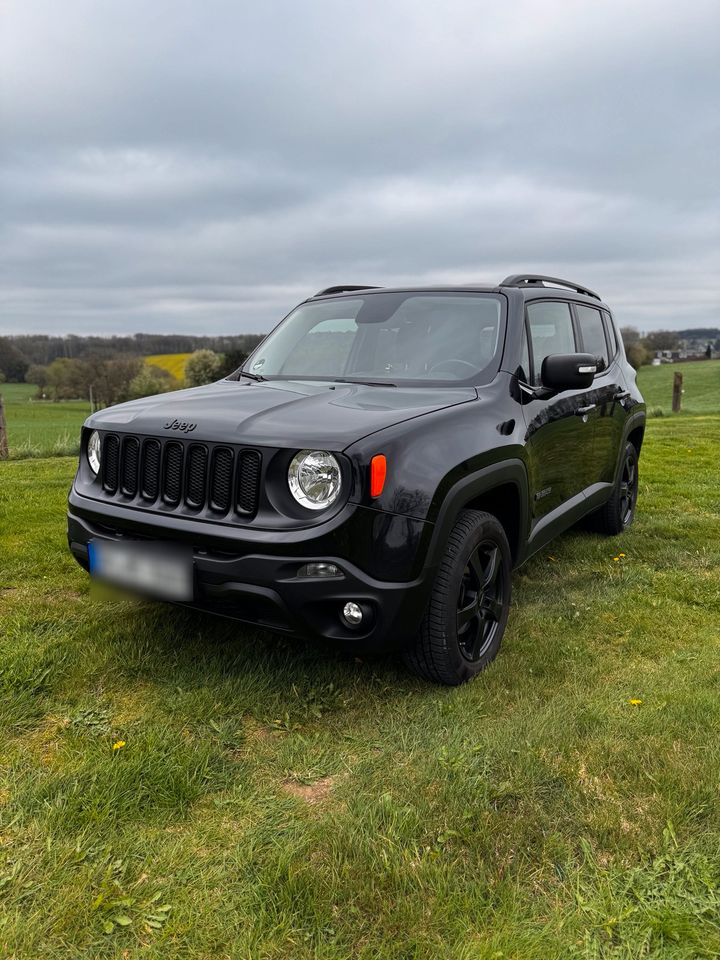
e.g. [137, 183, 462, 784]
[404, 510, 511, 686]
[588, 442, 639, 535]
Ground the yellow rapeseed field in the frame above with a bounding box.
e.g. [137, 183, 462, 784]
[144, 353, 192, 380]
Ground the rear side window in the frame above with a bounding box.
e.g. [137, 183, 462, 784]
[602, 309, 618, 355]
[575, 304, 609, 369]
[526, 301, 576, 384]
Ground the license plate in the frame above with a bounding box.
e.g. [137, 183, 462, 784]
[88, 539, 194, 601]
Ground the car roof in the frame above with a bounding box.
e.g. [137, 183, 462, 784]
[309, 282, 610, 310]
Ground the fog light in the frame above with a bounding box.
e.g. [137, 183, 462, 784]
[342, 601, 363, 626]
[297, 562, 341, 579]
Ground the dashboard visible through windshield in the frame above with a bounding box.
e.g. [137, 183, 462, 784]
[243, 292, 505, 385]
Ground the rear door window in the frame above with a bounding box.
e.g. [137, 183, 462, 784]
[602, 309, 618, 356]
[575, 304, 610, 369]
[526, 301, 576, 384]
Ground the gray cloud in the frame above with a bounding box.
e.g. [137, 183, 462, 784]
[1, 0, 718, 335]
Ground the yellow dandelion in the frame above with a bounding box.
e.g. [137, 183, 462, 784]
[112, 740, 126, 750]
[619, 553, 626, 558]
[628, 699, 642, 706]
[613, 557, 620, 562]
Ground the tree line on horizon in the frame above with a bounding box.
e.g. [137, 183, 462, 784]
[0, 337, 256, 407]
[2, 332, 264, 368]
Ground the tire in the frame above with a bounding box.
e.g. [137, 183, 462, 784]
[404, 510, 512, 686]
[587, 442, 639, 536]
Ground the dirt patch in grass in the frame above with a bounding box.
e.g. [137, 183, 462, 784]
[282, 775, 335, 804]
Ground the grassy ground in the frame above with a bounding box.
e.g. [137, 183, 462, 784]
[0, 383, 89, 459]
[637, 358, 720, 415]
[1, 414, 719, 958]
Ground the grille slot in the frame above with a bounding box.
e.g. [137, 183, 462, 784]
[237, 450, 261, 516]
[140, 439, 161, 501]
[185, 444, 208, 508]
[163, 442, 184, 505]
[120, 437, 139, 496]
[209, 447, 234, 512]
[102, 434, 119, 493]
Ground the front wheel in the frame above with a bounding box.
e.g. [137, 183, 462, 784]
[404, 510, 512, 686]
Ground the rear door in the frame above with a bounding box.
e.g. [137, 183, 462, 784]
[573, 304, 629, 486]
[521, 300, 596, 524]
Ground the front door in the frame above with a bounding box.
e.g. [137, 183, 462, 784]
[521, 300, 596, 528]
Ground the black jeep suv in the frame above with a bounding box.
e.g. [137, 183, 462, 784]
[68, 274, 645, 685]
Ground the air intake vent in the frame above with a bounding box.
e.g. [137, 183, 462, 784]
[237, 449, 261, 516]
[120, 437, 139, 496]
[102, 434, 119, 493]
[209, 447, 234, 512]
[163, 442, 184, 505]
[140, 439, 161, 501]
[185, 444, 208, 508]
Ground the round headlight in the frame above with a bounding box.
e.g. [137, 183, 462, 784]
[87, 430, 101, 475]
[288, 450, 341, 510]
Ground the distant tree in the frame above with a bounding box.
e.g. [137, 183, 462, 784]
[45, 355, 143, 405]
[81, 355, 143, 406]
[128, 364, 179, 399]
[26, 364, 49, 394]
[184, 349, 223, 387]
[620, 326, 641, 347]
[0, 370, 5, 384]
[46, 358, 86, 400]
[626, 342, 649, 370]
[706, 343, 713, 359]
[219, 348, 248, 378]
[643, 330, 680, 352]
[0, 337, 30, 382]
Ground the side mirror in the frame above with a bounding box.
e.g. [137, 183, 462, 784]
[541, 353, 597, 391]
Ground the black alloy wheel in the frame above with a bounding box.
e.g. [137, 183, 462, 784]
[405, 509, 512, 686]
[456, 541, 505, 663]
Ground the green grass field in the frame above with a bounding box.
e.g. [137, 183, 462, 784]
[637, 358, 720, 415]
[1, 409, 719, 956]
[0, 383, 90, 459]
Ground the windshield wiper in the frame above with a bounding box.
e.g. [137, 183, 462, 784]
[238, 369, 266, 382]
[333, 378, 397, 387]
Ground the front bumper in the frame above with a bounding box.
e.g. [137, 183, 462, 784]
[67, 488, 434, 649]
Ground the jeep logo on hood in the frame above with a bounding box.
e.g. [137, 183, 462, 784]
[164, 419, 196, 433]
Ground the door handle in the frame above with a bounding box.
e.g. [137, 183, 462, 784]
[575, 404, 596, 416]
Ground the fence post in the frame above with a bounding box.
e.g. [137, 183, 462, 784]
[672, 372, 683, 413]
[0, 394, 8, 460]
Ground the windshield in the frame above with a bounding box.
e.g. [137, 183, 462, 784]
[242, 292, 505, 384]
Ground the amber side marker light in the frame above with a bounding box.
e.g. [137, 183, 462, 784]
[370, 455, 387, 497]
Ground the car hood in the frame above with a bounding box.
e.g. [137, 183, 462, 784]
[86, 378, 476, 450]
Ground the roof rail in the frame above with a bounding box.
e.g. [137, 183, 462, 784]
[500, 274, 601, 301]
[313, 284, 381, 297]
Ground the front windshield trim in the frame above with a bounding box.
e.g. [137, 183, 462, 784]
[239, 291, 508, 388]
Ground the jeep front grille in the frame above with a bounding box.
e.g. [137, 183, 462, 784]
[100, 433, 262, 519]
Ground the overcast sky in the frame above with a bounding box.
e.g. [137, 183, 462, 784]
[1, 0, 718, 336]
